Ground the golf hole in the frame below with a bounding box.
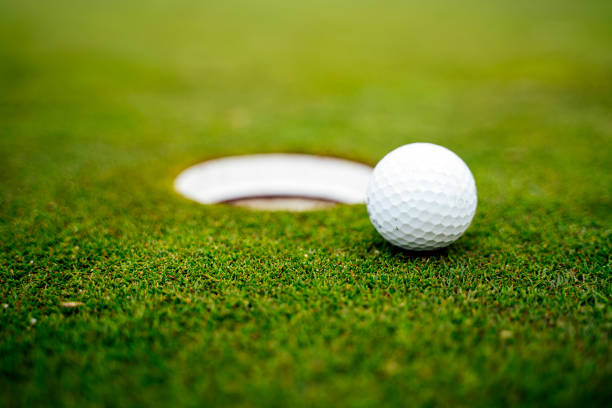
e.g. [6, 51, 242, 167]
[174, 154, 373, 211]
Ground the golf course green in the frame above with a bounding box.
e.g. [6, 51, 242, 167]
[1, 0, 610, 406]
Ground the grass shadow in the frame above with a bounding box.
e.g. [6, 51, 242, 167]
[368, 232, 450, 260]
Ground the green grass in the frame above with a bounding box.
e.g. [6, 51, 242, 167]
[1, 0, 611, 406]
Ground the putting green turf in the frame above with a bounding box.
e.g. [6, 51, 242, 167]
[1, 0, 611, 406]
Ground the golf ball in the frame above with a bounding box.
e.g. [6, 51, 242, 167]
[366, 143, 477, 250]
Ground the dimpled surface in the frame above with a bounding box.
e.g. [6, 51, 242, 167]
[366, 143, 477, 250]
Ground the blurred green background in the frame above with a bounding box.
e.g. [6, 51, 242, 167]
[1, 0, 610, 406]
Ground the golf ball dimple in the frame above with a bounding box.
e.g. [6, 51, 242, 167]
[366, 143, 477, 250]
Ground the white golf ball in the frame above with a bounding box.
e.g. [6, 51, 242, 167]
[366, 143, 477, 250]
